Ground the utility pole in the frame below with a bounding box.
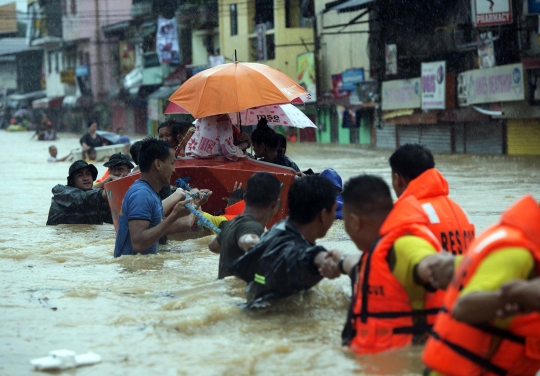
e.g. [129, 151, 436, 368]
[95, 0, 104, 102]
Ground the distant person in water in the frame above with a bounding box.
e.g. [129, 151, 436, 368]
[47, 145, 72, 163]
[115, 127, 131, 144]
[46, 160, 112, 225]
[80, 120, 105, 151]
[251, 119, 300, 172]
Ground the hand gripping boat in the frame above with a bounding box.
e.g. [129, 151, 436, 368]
[104, 157, 297, 231]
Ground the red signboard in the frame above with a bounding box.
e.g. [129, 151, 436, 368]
[474, 0, 513, 27]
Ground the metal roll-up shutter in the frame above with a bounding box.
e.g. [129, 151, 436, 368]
[397, 125, 452, 153]
[463, 122, 503, 154]
[454, 124, 465, 154]
[376, 123, 396, 149]
[507, 119, 540, 155]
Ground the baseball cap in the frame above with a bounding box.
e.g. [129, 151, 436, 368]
[103, 153, 134, 169]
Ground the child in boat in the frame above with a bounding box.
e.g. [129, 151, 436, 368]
[251, 119, 300, 172]
[186, 114, 245, 161]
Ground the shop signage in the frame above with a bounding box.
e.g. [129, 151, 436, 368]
[60, 70, 75, 85]
[527, 0, 540, 14]
[382, 78, 421, 110]
[421, 61, 446, 110]
[473, 0, 512, 27]
[458, 63, 524, 106]
[341, 68, 365, 91]
[331, 74, 348, 98]
[297, 52, 316, 103]
[75, 65, 89, 77]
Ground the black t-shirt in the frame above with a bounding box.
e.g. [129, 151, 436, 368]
[270, 151, 300, 172]
[216, 214, 264, 279]
[80, 133, 104, 148]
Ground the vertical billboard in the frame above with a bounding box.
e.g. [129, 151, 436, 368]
[156, 16, 180, 64]
[422, 61, 446, 110]
[119, 41, 135, 76]
[297, 52, 316, 103]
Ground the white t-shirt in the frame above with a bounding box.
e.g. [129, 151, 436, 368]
[47, 156, 57, 162]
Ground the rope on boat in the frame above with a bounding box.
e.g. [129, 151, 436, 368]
[175, 177, 221, 234]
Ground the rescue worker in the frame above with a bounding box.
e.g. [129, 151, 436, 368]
[422, 195, 540, 376]
[389, 144, 475, 255]
[321, 175, 457, 354]
[94, 153, 134, 189]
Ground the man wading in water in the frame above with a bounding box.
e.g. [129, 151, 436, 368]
[46, 160, 113, 225]
[114, 137, 211, 257]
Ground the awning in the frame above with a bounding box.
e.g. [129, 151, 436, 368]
[147, 85, 177, 100]
[8, 90, 46, 101]
[32, 96, 64, 109]
[324, 0, 375, 13]
[62, 95, 93, 108]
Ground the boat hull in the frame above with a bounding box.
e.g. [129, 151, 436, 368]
[104, 157, 296, 232]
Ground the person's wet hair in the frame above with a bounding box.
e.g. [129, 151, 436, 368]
[244, 172, 281, 208]
[288, 175, 338, 224]
[342, 175, 393, 216]
[251, 118, 278, 150]
[87, 120, 97, 128]
[170, 121, 193, 143]
[276, 134, 287, 154]
[138, 137, 173, 173]
[129, 141, 142, 165]
[389, 144, 435, 181]
[228, 188, 246, 206]
[49, 145, 56, 151]
[158, 119, 176, 132]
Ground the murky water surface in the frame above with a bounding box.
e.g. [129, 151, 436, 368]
[1, 131, 540, 375]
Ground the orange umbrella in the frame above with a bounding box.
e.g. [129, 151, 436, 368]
[168, 62, 310, 119]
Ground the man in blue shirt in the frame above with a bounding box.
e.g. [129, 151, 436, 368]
[114, 137, 209, 257]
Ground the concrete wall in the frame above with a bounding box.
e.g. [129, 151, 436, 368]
[314, 0, 370, 91]
[63, 0, 132, 101]
[219, 0, 314, 80]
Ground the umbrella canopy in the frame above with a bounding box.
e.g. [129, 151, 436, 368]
[229, 104, 316, 128]
[168, 62, 310, 118]
[13, 109, 30, 118]
[96, 130, 120, 144]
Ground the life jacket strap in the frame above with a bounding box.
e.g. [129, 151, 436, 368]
[356, 308, 440, 319]
[393, 322, 433, 335]
[430, 330, 508, 376]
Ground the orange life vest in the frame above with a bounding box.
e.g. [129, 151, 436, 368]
[344, 196, 442, 354]
[222, 200, 245, 221]
[95, 169, 109, 184]
[400, 168, 475, 255]
[422, 195, 540, 376]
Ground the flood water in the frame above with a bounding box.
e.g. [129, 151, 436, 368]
[2, 130, 540, 375]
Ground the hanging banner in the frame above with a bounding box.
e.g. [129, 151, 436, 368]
[458, 63, 524, 106]
[473, 0, 512, 27]
[382, 78, 421, 110]
[119, 41, 135, 76]
[421, 61, 446, 110]
[477, 32, 496, 69]
[156, 16, 180, 64]
[297, 52, 316, 103]
[385, 44, 397, 75]
[255, 24, 267, 62]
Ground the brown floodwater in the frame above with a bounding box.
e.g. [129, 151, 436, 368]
[1, 131, 540, 375]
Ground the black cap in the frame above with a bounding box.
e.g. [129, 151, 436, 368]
[103, 153, 134, 169]
[67, 160, 98, 185]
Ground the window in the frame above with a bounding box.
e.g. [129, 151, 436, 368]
[55, 53, 59, 73]
[286, 0, 313, 28]
[230, 4, 238, 36]
[47, 52, 52, 74]
[78, 50, 84, 65]
[85, 52, 90, 66]
[254, 0, 274, 30]
[70, 0, 76, 14]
